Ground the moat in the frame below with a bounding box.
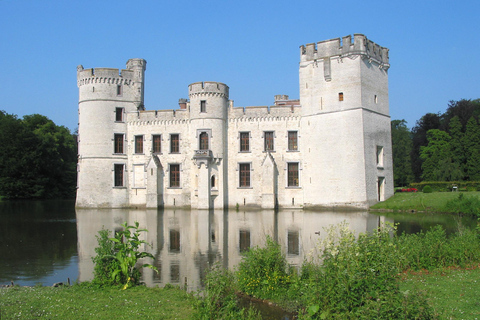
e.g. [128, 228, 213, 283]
[0, 200, 476, 287]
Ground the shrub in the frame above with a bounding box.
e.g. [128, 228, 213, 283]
[92, 222, 157, 289]
[194, 264, 258, 320]
[444, 193, 480, 217]
[237, 236, 291, 300]
[422, 185, 433, 193]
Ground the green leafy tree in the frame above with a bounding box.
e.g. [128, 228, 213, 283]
[448, 116, 465, 179]
[464, 117, 480, 180]
[391, 120, 413, 186]
[420, 129, 462, 181]
[0, 111, 77, 199]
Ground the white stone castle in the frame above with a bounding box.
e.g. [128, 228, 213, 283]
[76, 34, 394, 210]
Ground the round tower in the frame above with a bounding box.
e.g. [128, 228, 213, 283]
[76, 59, 146, 208]
[188, 81, 229, 209]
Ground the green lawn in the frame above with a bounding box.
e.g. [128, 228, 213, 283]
[400, 268, 480, 319]
[0, 284, 195, 320]
[371, 191, 480, 212]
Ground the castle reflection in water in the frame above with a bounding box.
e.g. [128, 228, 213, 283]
[76, 209, 392, 291]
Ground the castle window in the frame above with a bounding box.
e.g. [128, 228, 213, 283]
[288, 131, 298, 151]
[114, 164, 124, 187]
[152, 135, 161, 153]
[287, 162, 299, 187]
[239, 229, 251, 253]
[170, 134, 180, 153]
[170, 264, 180, 282]
[211, 175, 216, 188]
[376, 146, 384, 168]
[264, 131, 274, 151]
[169, 164, 180, 188]
[200, 100, 206, 113]
[117, 85, 122, 96]
[240, 132, 250, 152]
[239, 163, 251, 188]
[374, 95, 378, 104]
[115, 107, 124, 122]
[199, 132, 209, 150]
[114, 134, 124, 154]
[287, 231, 299, 255]
[339, 92, 344, 101]
[169, 229, 180, 252]
[134, 136, 143, 154]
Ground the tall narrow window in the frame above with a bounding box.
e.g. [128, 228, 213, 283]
[264, 131, 274, 151]
[152, 135, 161, 153]
[135, 136, 143, 154]
[376, 146, 384, 167]
[287, 231, 299, 255]
[114, 164, 124, 187]
[114, 134, 124, 154]
[170, 134, 180, 153]
[169, 229, 180, 252]
[287, 162, 299, 187]
[339, 92, 344, 101]
[239, 230, 250, 253]
[115, 107, 123, 122]
[200, 100, 206, 113]
[288, 131, 298, 151]
[239, 163, 251, 187]
[117, 85, 122, 96]
[240, 132, 250, 152]
[199, 132, 209, 150]
[170, 164, 180, 187]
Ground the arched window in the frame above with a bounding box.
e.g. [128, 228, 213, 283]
[199, 132, 209, 150]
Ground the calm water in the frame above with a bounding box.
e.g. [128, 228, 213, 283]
[0, 200, 477, 288]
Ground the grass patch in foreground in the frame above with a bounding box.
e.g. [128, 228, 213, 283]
[0, 284, 194, 320]
[400, 267, 480, 319]
[371, 191, 480, 213]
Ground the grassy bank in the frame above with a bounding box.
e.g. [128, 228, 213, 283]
[371, 191, 480, 215]
[401, 267, 480, 319]
[0, 284, 194, 320]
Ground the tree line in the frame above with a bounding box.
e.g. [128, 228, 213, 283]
[0, 111, 77, 199]
[392, 99, 480, 186]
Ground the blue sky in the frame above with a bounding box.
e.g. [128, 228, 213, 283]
[1, 0, 478, 131]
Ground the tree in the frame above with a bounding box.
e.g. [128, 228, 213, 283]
[411, 113, 442, 181]
[420, 129, 462, 181]
[391, 120, 413, 186]
[0, 111, 77, 199]
[464, 117, 480, 180]
[448, 116, 465, 179]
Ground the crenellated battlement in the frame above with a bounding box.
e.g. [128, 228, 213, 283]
[76, 66, 136, 87]
[300, 34, 389, 67]
[188, 81, 229, 99]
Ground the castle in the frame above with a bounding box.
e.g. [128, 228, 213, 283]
[76, 34, 394, 210]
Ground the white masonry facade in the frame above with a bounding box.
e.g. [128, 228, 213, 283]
[76, 34, 394, 210]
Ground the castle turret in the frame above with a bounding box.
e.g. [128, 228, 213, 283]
[299, 35, 393, 208]
[188, 82, 229, 209]
[76, 59, 146, 208]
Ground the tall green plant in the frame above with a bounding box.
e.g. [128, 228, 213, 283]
[93, 222, 157, 289]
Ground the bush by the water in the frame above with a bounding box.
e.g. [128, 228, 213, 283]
[197, 221, 480, 319]
[444, 193, 480, 217]
[422, 185, 433, 193]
